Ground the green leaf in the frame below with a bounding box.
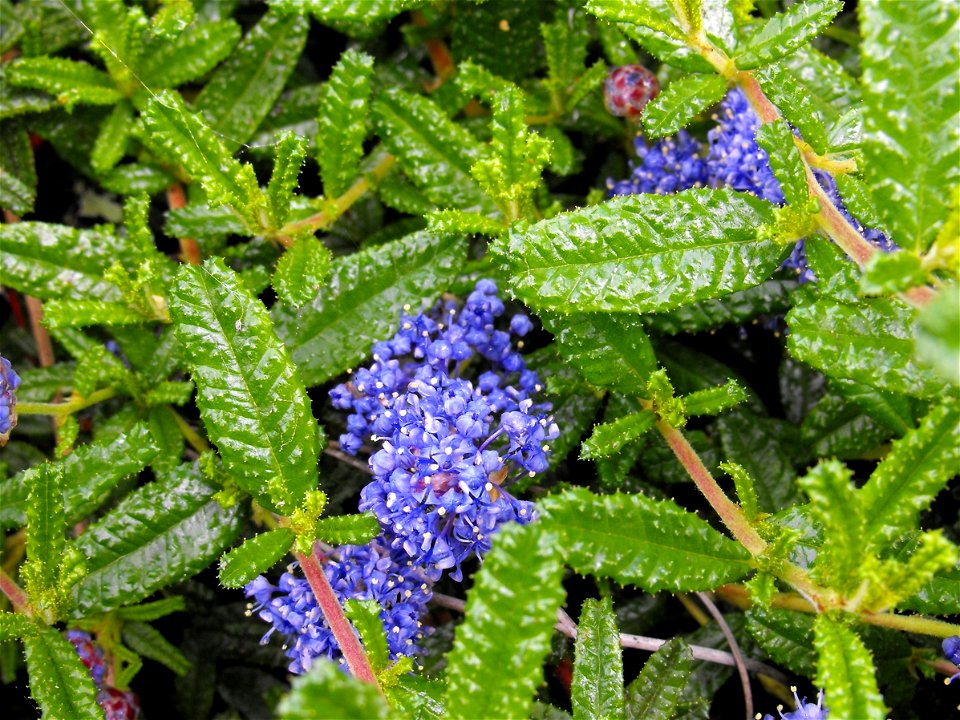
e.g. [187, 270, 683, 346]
[813, 615, 886, 720]
[140, 91, 263, 228]
[493, 189, 784, 314]
[42, 299, 149, 330]
[624, 637, 693, 720]
[0, 123, 37, 214]
[218, 528, 295, 589]
[388, 675, 446, 720]
[0, 612, 39, 642]
[122, 621, 191, 676]
[0, 65, 57, 120]
[859, 250, 927, 296]
[313, 513, 381, 546]
[715, 410, 798, 512]
[641, 74, 727, 139]
[0, 222, 143, 301]
[802, 390, 898, 461]
[139, 20, 241, 88]
[193, 10, 308, 150]
[169, 259, 319, 510]
[541, 9, 591, 103]
[860, 1, 959, 253]
[277, 658, 390, 720]
[164, 203, 252, 240]
[0, 422, 161, 529]
[860, 398, 960, 549]
[23, 626, 102, 720]
[6, 57, 121, 109]
[451, 0, 544, 83]
[580, 410, 655, 460]
[272, 236, 331, 308]
[316, 49, 374, 198]
[571, 597, 625, 720]
[444, 522, 565, 720]
[585, 0, 685, 40]
[116, 596, 187, 622]
[754, 63, 829, 153]
[271, 0, 424, 24]
[746, 606, 816, 676]
[343, 599, 390, 672]
[683, 380, 747, 417]
[829, 379, 913, 437]
[899, 562, 960, 615]
[90, 100, 134, 174]
[540, 312, 657, 396]
[22, 464, 66, 605]
[735, 0, 842, 70]
[755, 119, 808, 207]
[70, 463, 244, 615]
[915, 283, 960, 384]
[787, 296, 945, 397]
[273, 230, 466, 386]
[373, 88, 496, 214]
[539, 487, 752, 591]
[265, 132, 307, 228]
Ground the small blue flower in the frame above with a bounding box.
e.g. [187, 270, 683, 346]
[67, 630, 107, 687]
[761, 688, 828, 720]
[944, 635, 960, 684]
[608, 130, 708, 197]
[244, 538, 436, 675]
[0, 355, 21, 446]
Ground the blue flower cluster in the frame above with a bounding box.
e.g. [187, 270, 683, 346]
[244, 538, 435, 674]
[330, 280, 557, 581]
[944, 635, 960, 684]
[0, 355, 20, 445]
[67, 630, 141, 720]
[761, 688, 828, 720]
[608, 88, 894, 282]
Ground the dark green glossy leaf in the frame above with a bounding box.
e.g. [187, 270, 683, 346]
[273, 231, 466, 386]
[735, 0, 842, 70]
[373, 88, 496, 214]
[1, 421, 159, 529]
[755, 119, 808, 207]
[277, 661, 389, 718]
[813, 615, 885, 720]
[0, 123, 36, 214]
[313, 513, 380, 546]
[6, 57, 120, 109]
[899, 563, 960, 615]
[494, 189, 784, 314]
[754, 63, 830, 153]
[539, 487, 752, 592]
[164, 204, 251, 239]
[122, 621, 191, 676]
[218, 528, 295, 589]
[0, 222, 142, 301]
[540, 311, 657, 396]
[624, 637, 693, 720]
[642, 74, 727, 138]
[800, 389, 892, 460]
[571, 597, 625, 720]
[70, 464, 244, 615]
[746, 606, 816, 676]
[23, 626, 102, 720]
[860, 1, 959, 253]
[580, 410, 655, 460]
[193, 10, 307, 150]
[273, 236, 331, 308]
[139, 19, 241, 88]
[444, 522, 566, 720]
[644, 279, 797, 334]
[860, 398, 960, 549]
[452, 0, 545, 83]
[271, 0, 424, 24]
[100, 163, 171, 196]
[116, 596, 187, 622]
[716, 410, 798, 512]
[169, 258, 319, 510]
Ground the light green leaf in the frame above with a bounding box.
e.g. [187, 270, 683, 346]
[265, 132, 306, 229]
[194, 10, 308, 150]
[624, 637, 693, 720]
[735, 0, 842, 70]
[899, 562, 960, 615]
[271, 0, 425, 24]
[6, 57, 121, 109]
[915, 283, 960, 384]
[540, 311, 657, 396]
[571, 597, 625, 720]
[493, 189, 784, 314]
[272, 236, 331, 308]
[539, 487, 752, 591]
[91, 100, 134, 174]
[316, 49, 374, 198]
[860, 1, 959, 253]
[0, 123, 36, 214]
[445, 522, 566, 720]
[860, 398, 960, 549]
[273, 231, 466, 386]
[754, 63, 829, 153]
[122, 621, 191, 676]
[43, 299, 148, 330]
[23, 626, 102, 720]
[164, 203, 252, 239]
[755, 119, 808, 207]
[683, 380, 747, 417]
[0, 612, 39, 642]
[787, 296, 945, 397]
[373, 88, 496, 214]
[169, 258, 319, 510]
[23, 464, 66, 607]
[813, 615, 886, 720]
[70, 463, 244, 615]
[541, 9, 591, 102]
[277, 658, 390, 719]
[218, 528, 295, 589]
[116, 596, 187, 622]
[139, 20, 241, 88]
[313, 513, 380, 546]
[343, 599, 390, 672]
[580, 410, 655, 460]
[585, 0, 685, 40]
[642, 74, 727, 139]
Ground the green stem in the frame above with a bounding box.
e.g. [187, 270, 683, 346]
[166, 407, 210, 453]
[859, 611, 960, 639]
[17, 388, 117, 417]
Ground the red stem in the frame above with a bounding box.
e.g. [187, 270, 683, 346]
[0, 568, 29, 614]
[295, 548, 383, 693]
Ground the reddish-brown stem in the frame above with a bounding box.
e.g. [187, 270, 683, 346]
[411, 11, 455, 89]
[295, 548, 383, 693]
[656, 420, 766, 556]
[167, 183, 201, 265]
[0, 568, 29, 614]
